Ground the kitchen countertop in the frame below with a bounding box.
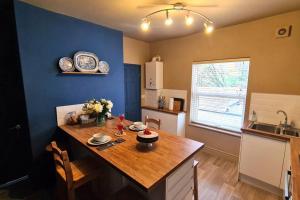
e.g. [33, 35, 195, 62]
[241, 121, 291, 141]
[59, 118, 204, 191]
[141, 105, 185, 115]
[290, 138, 300, 200]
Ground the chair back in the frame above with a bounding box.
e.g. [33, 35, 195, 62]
[50, 141, 73, 189]
[145, 115, 161, 130]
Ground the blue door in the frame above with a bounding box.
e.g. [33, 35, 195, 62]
[124, 64, 141, 122]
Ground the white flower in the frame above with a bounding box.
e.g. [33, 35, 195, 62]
[94, 103, 103, 113]
[100, 99, 107, 103]
[106, 100, 113, 110]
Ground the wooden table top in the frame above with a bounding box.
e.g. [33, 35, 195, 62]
[59, 118, 204, 191]
[290, 138, 300, 200]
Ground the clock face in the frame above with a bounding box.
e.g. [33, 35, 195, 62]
[99, 61, 110, 73]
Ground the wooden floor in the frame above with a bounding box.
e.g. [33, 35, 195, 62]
[195, 151, 281, 200]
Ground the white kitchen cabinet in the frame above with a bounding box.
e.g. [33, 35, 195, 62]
[239, 133, 286, 187]
[142, 108, 185, 137]
[166, 158, 194, 200]
[145, 61, 163, 89]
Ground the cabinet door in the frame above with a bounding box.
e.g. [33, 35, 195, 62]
[239, 133, 286, 187]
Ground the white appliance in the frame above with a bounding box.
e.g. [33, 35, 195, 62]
[145, 61, 163, 90]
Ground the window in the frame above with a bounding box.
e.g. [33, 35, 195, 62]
[190, 59, 250, 132]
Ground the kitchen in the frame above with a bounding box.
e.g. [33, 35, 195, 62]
[1, 0, 300, 200]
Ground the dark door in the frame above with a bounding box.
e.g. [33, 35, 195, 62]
[124, 64, 141, 122]
[0, 0, 32, 185]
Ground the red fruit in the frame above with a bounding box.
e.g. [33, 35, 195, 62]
[144, 129, 151, 135]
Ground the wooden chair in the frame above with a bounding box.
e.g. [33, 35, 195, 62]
[50, 141, 102, 200]
[193, 160, 199, 200]
[145, 115, 161, 130]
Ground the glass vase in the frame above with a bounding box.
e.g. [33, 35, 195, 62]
[96, 114, 106, 127]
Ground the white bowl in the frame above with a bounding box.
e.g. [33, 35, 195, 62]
[92, 133, 105, 142]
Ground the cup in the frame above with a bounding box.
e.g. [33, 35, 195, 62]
[92, 133, 105, 142]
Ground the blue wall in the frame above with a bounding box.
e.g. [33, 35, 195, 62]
[14, 1, 125, 159]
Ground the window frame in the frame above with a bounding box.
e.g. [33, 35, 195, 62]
[189, 58, 250, 134]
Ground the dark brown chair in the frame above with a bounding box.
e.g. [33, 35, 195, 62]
[193, 160, 199, 200]
[145, 115, 161, 130]
[50, 141, 102, 200]
[50, 141, 145, 200]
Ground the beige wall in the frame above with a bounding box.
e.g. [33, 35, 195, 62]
[123, 36, 150, 97]
[149, 10, 300, 157]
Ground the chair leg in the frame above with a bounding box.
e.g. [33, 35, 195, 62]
[55, 179, 66, 200]
[67, 189, 76, 200]
[193, 163, 199, 200]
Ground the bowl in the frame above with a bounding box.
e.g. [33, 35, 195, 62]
[92, 133, 105, 142]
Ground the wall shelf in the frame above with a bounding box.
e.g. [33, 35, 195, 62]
[60, 72, 108, 75]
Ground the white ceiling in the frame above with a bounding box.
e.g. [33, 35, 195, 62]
[22, 0, 300, 42]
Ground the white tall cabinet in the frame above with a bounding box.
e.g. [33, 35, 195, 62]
[145, 61, 163, 90]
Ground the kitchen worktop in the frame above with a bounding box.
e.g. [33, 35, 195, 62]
[290, 138, 300, 200]
[241, 121, 292, 141]
[59, 118, 204, 191]
[141, 105, 185, 115]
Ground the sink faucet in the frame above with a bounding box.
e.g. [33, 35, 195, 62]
[276, 110, 289, 130]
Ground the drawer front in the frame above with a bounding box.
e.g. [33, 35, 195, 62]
[167, 170, 193, 200]
[183, 187, 194, 200]
[174, 179, 194, 200]
[166, 158, 193, 191]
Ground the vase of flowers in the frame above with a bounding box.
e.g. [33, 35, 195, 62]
[82, 99, 113, 127]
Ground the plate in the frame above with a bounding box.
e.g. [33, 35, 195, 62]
[129, 124, 147, 131]
[99, 61, 110, 73]
[59, 57, 75, 72]
[137, 131, 159, 143]
[137, 131, 158, 138]
[74, 51, 99, 72]
[87, 135, 112, 146]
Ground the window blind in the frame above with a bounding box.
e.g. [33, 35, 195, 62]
[190, 59, 250, 132]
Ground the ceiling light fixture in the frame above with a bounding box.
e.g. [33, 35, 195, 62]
[204, 22, 214, 34]
[185, 12, 194, 26]
[141, 18, 150, 31]
[140, 2, 214, 33]
[165, 10, 173, 26]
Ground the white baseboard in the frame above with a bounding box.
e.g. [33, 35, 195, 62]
[202, 146, 239, 162]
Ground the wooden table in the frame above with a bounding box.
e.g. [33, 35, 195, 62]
[59, 118, 204, 193]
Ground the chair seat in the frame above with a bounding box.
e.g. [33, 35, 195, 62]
[57, 156, 102, 188]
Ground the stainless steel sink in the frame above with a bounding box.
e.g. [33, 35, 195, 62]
[250, 123, 278, 134]
[282, 129, 299, 137]
[249, 122, 300, 137]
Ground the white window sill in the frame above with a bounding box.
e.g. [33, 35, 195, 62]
[189, 122, 241, 137]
